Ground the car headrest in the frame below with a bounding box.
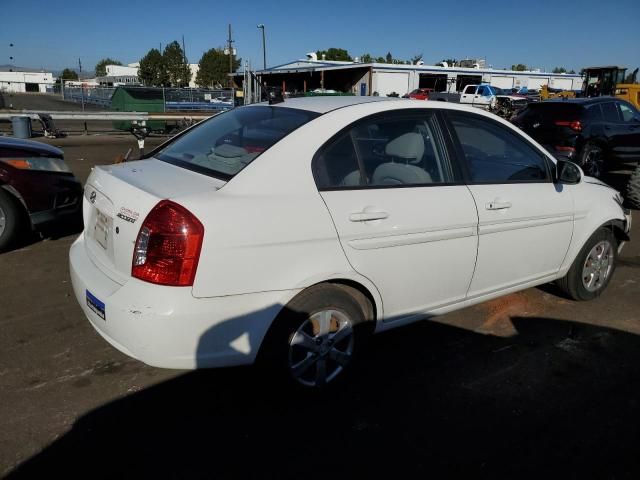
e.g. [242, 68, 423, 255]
[385, 132, 425, 161]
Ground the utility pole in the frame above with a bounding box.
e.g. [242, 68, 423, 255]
[257, 24, 266, 70]
[226, 24, 235, 89]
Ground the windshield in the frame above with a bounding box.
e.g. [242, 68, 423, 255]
[156, 106, 320, 179]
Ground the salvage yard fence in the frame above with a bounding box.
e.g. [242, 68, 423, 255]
[61, 85, 235, 112]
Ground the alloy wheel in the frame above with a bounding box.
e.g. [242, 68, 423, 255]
[582, 240, 613, 292]
[288, 309, 354, 387]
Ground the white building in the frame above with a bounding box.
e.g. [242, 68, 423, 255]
[249, 58, 584, 97]
[0, 71, 55, 93]
[105, 64, 140, 77]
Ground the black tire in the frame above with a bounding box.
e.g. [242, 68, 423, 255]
[557, 228, 617, 301]
[579, 143, 605, 178]
[625, 163, 640, 209]
[259, 283, 373, 389]
[0, 189, 22, 252]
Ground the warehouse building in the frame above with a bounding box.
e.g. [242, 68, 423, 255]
[246, 57, 583, 97]
[0, 70, 55, 93]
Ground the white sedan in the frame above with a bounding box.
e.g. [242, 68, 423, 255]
[70, 96, 631, 387]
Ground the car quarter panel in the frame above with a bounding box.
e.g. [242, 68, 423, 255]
[558, 180, 629, 275]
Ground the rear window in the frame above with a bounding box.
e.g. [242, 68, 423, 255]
[156, 106, 320, 179]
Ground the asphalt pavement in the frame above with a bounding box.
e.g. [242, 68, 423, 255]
[1, 134, 639, 479]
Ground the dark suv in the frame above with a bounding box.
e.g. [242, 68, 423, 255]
[0, 137, 82, 250]
[513, 97, 640, 178]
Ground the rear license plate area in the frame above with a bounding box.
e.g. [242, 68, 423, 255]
[94, 209, 110, 250]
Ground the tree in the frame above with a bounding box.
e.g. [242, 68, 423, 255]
[196, 48, 241, 88]
[410, 53, 423, 64]
[163, 41, 192, 87]
[360, 53, 373, 63]
[316, 48, 352, 62]
[60, 68, 78, 80]
[375, 56, 386, 63]
[95, 58, 122, 77]
[569, 69, 576, 74]
[138, 48, 168, 87]
[511, 64, 528, 71]
[552, 67, 567, 74]
[385, 52, 393, 64]
[440, 58, 457, 67]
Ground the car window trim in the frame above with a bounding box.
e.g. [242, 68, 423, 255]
[313, 108, 464, 191]
[442, 110, 554, 185]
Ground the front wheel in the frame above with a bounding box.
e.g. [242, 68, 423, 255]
[0, 189, 22, 251]
[557, 228, 617, 301]
[262, 284, 373, 388]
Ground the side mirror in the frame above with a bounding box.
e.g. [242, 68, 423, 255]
[555, 159, 583, 184]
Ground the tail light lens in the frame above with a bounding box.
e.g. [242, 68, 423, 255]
[132, 200, 204, 287]
[554, 120, 582, 132]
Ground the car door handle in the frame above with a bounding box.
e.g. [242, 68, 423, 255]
[349, 211, 389, 222]
[486, 201, 512, 210]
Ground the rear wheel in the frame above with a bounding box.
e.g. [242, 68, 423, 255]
[262, 284, 373, 388]
[0, 189, 22, 251]
[625, 163, 640, 209]
[557, 228, 617, 301]
[580, 144, 604, 178]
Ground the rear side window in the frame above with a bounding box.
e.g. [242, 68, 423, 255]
[618, 102, 637, 123]
[157, 106, 319, 179]
[447, 112, 549, 183]
[314, 111, 457, 189]
[601, 102, 621, 122]
[586, 105, 603, 122]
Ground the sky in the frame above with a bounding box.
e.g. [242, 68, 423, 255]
[1, 0, 639, 74]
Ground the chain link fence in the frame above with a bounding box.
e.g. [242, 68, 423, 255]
[61, 85, 235, 111]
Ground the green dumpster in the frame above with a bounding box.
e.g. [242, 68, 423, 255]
[110, 87, 166, 132]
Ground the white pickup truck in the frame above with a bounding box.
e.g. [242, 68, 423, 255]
[429, 84, 529, 118]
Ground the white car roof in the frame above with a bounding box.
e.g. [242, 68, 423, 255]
[258, 95, 399, 113]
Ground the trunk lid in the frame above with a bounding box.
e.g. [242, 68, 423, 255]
[82, 158, 225, 284]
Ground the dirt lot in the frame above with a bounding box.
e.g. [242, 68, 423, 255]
[1, 134, 640, 479]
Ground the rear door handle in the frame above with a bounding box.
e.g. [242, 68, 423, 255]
[349, 211, 389, 222]
[486, 200, 512, 210]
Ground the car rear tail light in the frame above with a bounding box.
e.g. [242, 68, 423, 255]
[554, 120, 582, 132]
[132, 200, 204, 287]
[555, 146, 576, 153]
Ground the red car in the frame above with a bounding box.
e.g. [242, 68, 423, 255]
[406, 88, 434, 100]
[0, 137, 82, 250]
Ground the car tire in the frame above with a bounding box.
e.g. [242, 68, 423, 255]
[580, 143, 605, 178]
[0, 189, 22, 251]
[625, 163, 640, 209]
[260, 283, 373, 389]
[557, 228, 617, 301]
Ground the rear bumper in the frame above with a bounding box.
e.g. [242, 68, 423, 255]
[69, 234, 294, 369]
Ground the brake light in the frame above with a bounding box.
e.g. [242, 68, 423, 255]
[554, 120, 582, 132]
[132, 200, 204, 286]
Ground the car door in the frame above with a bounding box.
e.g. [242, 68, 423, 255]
[314, 110, 479, 321]
[474, 85, 493, 109]
[444, 110, 574, 298]
[460, 85, 477, 106]
[615, 101, 640, 162]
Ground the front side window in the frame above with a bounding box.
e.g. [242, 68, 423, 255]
[314, 111, 457, 189]
[157, 106, 319, 179]
[447, 112, 549, 183]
